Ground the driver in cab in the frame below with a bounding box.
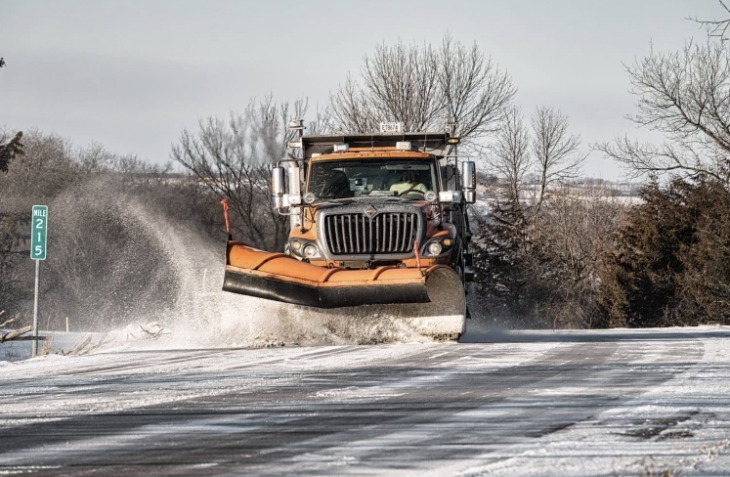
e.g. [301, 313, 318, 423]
[389, 171, 429, 196]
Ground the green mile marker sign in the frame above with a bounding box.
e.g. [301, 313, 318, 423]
[30, 205, 48, 260]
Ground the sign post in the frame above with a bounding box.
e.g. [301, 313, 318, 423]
[30, 205, 47, 357]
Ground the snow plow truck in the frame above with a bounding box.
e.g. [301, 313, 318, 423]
[222, 121, 476, 340]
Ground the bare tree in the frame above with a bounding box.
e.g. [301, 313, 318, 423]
[689, 0, 730, 41]
[530, 185, 627, 328]
[0, 130, 77, 202]
[439, 36, 516, 139]
[531, 106, 584, 212]
[329, 35, 516, 141]
[329, 75, 376, 134]
[487, 106, 530, 204]
[74, 141, 116, 174]
[330, 42, 442, 134]
[596, 40, 730, 183]
[171, 97, 308, 250]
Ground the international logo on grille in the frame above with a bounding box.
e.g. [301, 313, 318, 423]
[363, 205, 377, 219]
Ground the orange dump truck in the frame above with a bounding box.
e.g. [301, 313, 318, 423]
[222, 122, 476, 339]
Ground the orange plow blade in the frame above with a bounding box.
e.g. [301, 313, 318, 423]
[222, 242, 466, 339]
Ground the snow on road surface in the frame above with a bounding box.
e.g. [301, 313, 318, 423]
[1, 326, 730, 476]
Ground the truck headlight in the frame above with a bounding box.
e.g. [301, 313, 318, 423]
[423, 237, 455, 257]
[427, 241, 443, 256]
[302, 243, 320, 259]
[290, 239, 302, 253]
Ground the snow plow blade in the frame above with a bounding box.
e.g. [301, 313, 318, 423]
[222, 242, 466, 339]
[222, 242, 439, 308]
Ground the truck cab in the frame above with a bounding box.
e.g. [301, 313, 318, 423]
[273, 128, 476, 282]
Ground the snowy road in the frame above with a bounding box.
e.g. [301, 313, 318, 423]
[2, 327, 730, 476]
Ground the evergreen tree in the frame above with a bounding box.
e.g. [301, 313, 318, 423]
[0, 132, 24, 173]
[0, 58, 24, 172]
[599, 177, 730, 326]
[677, 180, 730, 324]
[472, 199, 538, 325]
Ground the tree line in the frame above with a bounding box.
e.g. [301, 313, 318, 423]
[2, 3, 730, 330]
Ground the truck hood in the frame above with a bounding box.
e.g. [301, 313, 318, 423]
[311, 197, 430, 213]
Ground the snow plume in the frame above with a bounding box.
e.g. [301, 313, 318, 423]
[46, 180, 440, 349]
[45, 178, 217, 338]
[116, 202, 436, 347]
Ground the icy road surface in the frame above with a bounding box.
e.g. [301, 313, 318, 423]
[2, 327, 730, 476]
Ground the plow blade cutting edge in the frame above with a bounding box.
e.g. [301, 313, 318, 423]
[222, 242, 466, 339]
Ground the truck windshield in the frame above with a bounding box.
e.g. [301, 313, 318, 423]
[308, 159, 438, 201]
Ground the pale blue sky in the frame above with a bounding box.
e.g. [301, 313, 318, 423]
[0, 0, 723, 180]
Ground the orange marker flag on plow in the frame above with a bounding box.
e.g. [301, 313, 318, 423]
[221, 198, 230, 235]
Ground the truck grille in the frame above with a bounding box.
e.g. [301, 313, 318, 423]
[324, 212, 419, 255]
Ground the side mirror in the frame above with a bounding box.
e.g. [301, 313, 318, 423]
[461, 161, 476, 204]
[272, 167, 285, 209]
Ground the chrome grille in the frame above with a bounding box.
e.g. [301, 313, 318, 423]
[324, 212, 419, 255]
